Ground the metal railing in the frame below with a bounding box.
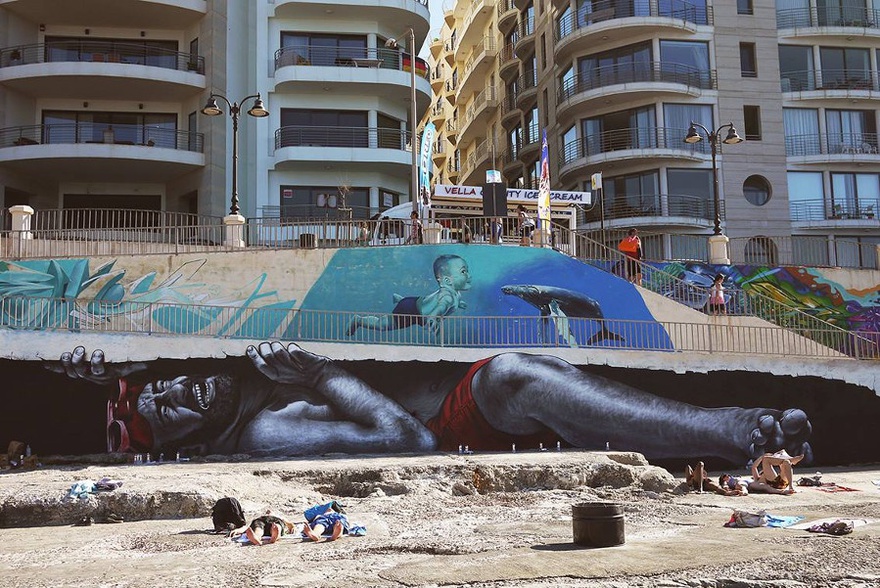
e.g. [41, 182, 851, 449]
[28, 209, 222, 232]
[0, 41, 205, 73]
[558, 62, 716, 104]
[785, 132, 879, 157]
[727, 235, 878, 269]
[580, 193, 720, 223]
[561, 127, 710, 164]
[781, 69, 880, 92]
[274, 126, 411, 151]
[789, 197, 878, 222]
[0, 123, 204, 153]
[555, 0, 710, 41]
[0, 295, 873, 359]
[273, 45, 429, 78]
[777, 6, 880, 29]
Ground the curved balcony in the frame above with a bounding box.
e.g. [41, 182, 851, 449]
[500, 93, 522, 127]
[274, 0, 430, 40]
[273, 46, 431, 115]
[458, 86, 498, 146]
[790, 198, 878, 229]
[559, 126, 709, 181]
[514, 16, 536, 56]
[0, 41, 204, 100]
[781, 69, 880, 97]
[444, 38, 457, 66]
[515, 73, 538, 109]
[554, 0, 708, 63]
[444, 7, 456, 28]
[581, 193, 720, 230]
[430, 37, 444, 60]
[446, 118, 459, 145]
[446, 158, 460, 180]
[519, 132, 541, 160]
[498, 42, 520, 81]
[501, 148, 521, 174]
[0, 123, 204, 183]
[777, 6, 880, 38]
[785, 133, 879, 164]
[458, 37, 497, 98]
[0, 0, 206, 27]
[498, 0, 518, 35]
[433, 143, 447, 164]
[556, 62, 715, 119]
[455, 0, 493, 61]
[461, 139, 492, 186]
[444, 78, 458, 105]
[430, 102, 446, 125]
[273, 126, 413, 176]
[430, 65, 446, 92]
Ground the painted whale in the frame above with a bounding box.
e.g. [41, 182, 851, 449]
[501, 284, 624, 345]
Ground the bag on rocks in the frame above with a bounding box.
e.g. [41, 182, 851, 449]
[211, 497, 246, 533]
[725, 509, 768, 528]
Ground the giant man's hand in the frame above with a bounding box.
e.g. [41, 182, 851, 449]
[246, 341, 327, 389]
[45, 346, 149, 386]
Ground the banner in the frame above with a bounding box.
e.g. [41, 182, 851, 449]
[419, 122, 436, 212]
[537, 129, 551, 227]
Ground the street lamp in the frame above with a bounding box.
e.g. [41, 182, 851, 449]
[683, 121, 743, 236]
[201, 93, 269, 216]
[386, 28, 419, 215]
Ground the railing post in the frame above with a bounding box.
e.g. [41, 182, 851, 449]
[9, 205, 34, 259]
[223, 213, 246, 248]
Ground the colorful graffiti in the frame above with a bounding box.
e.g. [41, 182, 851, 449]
[0, 258, 297, 338]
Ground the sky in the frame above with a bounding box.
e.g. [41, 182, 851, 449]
[421, 4, 446, 58]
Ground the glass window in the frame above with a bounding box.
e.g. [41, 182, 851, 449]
[740, 43, 757, 77]
[743, 175, 772, 206]
[578, 42, 652, 89]
[664, 103, 712, 144]
[279, 185, 370, 219]
[525, 106, 540, 145]
[659, 40, 711, 87]
[831, 172, 879, 218]
[779, 45, 814, 91]
[787, 171, 824, 221]
[743, 105, 761, 140]
[278, 109, 371, 147]
[737, 0, 753, 15]
[667, 168, 713, 218]
[819, 47, 870, 89]
[783, 108, 820, 155]
[562, 125, 578, 164]
[825, 109, 876, 153]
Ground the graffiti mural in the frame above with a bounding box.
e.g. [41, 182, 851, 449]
[5, 340, 878, 468]
[0, 258, 297, 338]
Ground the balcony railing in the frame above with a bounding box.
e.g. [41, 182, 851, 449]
[789, 197, 878, 222]
[0, 124, 204, 152]
[777, 6, 880, 29]
[274, 126, 411, 151]
[785, 133, 879, 157]
[582, 193, 719, 223]
[558, 62, 716, 103]
[273, 46, 429, 79]
[781, 69, 880, 92]
[0, 41, 204, 73]
[728, 235, 878, 270]
[561, 126, 710, 164]
[555, 0, 710, 42]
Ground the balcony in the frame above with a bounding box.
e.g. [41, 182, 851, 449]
[559, 126, 709, 180]
[498, 42, 520, 81]
[430, 102, 446, 124]
[0, 0, 207, 27]
[446, 118, 459, 144]
[461, 138, 492, 185]
[581, 194, 720, 229]
[790, 198, 879, 227]
[498, 0, 518, 34]
[0, 41, 205, 100]
[458, 37, 497, 97]
[455, 0, 493, 61]
[273, 126, 413, 175]
[447, 158, 461, 180]
[515, 72, 539, 109]
[554, 0, 709, 62]
[500, 92, 522, 127]
[432, 143, 447, 163]
[430, 37, 444, 60]
[430, 65, 446, 92]
[514, 16, 536, 56]
[785, 132, 879, 163]
[273, 0, 430, 37]
[781, 69, 880, 95]
[777, 6, 880, 37]
[0, 123, 204, 183]
[458, 85, 498, 146]
[557, 62, 715, 117]
[444, 78, 458, 105]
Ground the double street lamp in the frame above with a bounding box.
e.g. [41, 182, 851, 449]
[683, 121, 743, 236]
[385, 28, 419, 216]
[201, 93, 269, 216]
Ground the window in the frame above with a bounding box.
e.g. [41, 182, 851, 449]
[830, 172, 879, 219]
[740, 43, 757, 77]
[45, 36, 179, 69]
[598, 170, 660, 222]
[579, 42, 652, 90]
[737, 0, 753, 14]
[561, 125, 577, 164]
[819, 46, 870, 89]
[743, 175, 771, 206]
[42, 110, 177, 148]
[525, 106, 540, 145]
[278, 109, 371, 148]
[667, 168, 713, 218]
[779, 45, 814, 91]
[540, 33, 546, 69]
[664, 103, 712, 142]
[787, 171, 825, 221]
[279, 33, 367, 67]
[583, 105, 656, 155]
[743, 105, 761, 140]
[825, 109, 877, 153]
[279, 185, 370, 219]
[783, 108, 820, 155]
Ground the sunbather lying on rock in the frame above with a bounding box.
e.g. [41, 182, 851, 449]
[718, 473, 794, 495]
[685, 462, 744, 495]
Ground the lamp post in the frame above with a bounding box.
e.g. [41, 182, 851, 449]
[386, 28, 419, 216]
[201, 93, 269, 216]
[683, 121, 743, 236]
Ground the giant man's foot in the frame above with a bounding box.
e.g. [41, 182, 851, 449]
[747, 408, 813, 465]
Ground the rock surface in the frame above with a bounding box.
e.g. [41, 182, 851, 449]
[1, 451, 878, 588]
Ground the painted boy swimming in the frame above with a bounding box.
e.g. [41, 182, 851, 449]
[347, 254, 471, 336]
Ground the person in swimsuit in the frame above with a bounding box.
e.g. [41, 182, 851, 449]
[232, 513, 296, 546]
[346, 254, 471, 336]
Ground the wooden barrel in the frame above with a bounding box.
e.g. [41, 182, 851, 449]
[572, 502, 625, 547]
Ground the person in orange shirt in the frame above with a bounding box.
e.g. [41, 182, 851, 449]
[618, 228, 642, 285]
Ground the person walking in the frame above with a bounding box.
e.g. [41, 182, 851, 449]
[708, 274, 726, 316]
[617, 228, 642, 285]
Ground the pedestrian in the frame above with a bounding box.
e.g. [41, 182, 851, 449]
[517, 205, 535, 246]
[617, 228, 642, 285]
[708, 274, 726, 316]
[405, 211, 423, 244]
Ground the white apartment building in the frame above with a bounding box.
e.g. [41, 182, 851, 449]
[428, 0, 880, 267]
[0, 0, 430, 222]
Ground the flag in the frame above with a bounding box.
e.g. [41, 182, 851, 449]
[537, 129, 551, 227]
[418, 122, 436, 211]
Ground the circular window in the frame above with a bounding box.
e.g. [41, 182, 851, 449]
[743, 175, 771, 206]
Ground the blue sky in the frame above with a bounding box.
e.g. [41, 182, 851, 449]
[420, 5, 446, 58]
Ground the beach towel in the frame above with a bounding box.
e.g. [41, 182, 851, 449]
[788, 517, 876, 531]
[765, 515, 805, 528]
[815, 484, 859, 492]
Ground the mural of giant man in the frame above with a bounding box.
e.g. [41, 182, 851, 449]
[39, 342, 821, 468]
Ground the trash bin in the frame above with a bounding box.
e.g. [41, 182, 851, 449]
[572, 502, 625, 547]
[299, 233, 316, 249]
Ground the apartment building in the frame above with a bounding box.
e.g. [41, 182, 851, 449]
[0, 0, 430, 222]
[428, 0, 880, 267]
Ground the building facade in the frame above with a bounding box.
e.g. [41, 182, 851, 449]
[427, 0, 880, 267]
[0, 0, 430, 222]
